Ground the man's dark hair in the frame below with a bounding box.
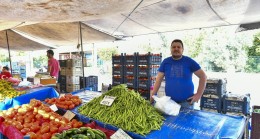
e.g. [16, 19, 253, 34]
[3, 66, 9, 71]
[47, 50, 54, 56]
[171, 39, 184, 48]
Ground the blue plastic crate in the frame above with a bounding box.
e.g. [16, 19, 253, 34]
[200, 94, 222, 113]
[137, 89, 150, 100]
[204, 78, 227, 97]
[138, 65, 159, 77]
[112, 66, 124, 75]
[112, 53, 124, 65]
[124, 76, 137, 89]
[112, 76, 124, 86]
[124, 53, 137, 65]
[222, 93, 250, 115]
[137, 78, 154, 90]
[124, 65, 137, 76]
[137, 52, 162, 65]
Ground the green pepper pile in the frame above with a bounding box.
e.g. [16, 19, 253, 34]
[78, 84, 165, 136]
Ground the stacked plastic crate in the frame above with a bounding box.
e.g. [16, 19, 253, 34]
[80, 76, 98, 91]
[65, 59, 82, 93]
[200, 78, 227, 113]
[222, 93, 250, 115]
[112, 53, 124, 86]
[124, 53, 138, 90]
[137, 52, 161, 100]
[59, 60, 67, 93]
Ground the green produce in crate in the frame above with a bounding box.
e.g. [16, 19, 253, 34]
[78, 84, 165, 136]
[51, 127, 106, 139]
[0, 80, 26, 101]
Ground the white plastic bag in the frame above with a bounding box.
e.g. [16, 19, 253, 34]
[152, 95, 181, 116]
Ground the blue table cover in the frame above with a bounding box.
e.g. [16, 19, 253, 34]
[70, 90, 247, 139]
[0, 87, 59, 110]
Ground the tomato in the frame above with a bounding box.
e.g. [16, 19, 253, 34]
[77, 121, 83, 127]
[71, 119, 77, 124]
[60, 96, 66, 101]
[41, 133, 51, 139]
[30, 123, 40, 132]
[75, 101, 80, 106]
[45, 98, 50, 103]
[35, 114, 43, 120]
[15, 123, 24, 130]
[40, 125, 50, 134]
[50, 126, 58, 134]
[21, 128, 30, 135]
[24, 117, 32, 123]
[26, 132, 37, 139]
[23, 123, 32, 128]
[68, 104, 75, 109]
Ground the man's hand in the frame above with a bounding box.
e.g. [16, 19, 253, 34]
[150, 95, 154, 104]
[188, 93, 203, 104]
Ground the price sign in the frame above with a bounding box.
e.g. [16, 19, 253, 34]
[110, 128, 132, 139]
[49, 104, 58, 112]
[63, 110, 75, 121]
[100, 95, 116, 106]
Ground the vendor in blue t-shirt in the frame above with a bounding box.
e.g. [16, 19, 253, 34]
[151, 39, 207, 109]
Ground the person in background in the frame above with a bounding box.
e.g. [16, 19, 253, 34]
[150, 39, 207, 109]
[0, 66, 12, 79]
[47, 50, 60, 80]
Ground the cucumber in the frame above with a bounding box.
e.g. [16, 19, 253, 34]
[92, 129, 106, 138]
[87, 129, 95, 138]
[95, 134, 103, 139]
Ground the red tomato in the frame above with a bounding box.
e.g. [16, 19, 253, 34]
[26, 132, 37, 139]
[50, 126, 58, 134]
[30, 123, 40, 132]
[69, 104, 75, 109]
[23, 123, 32, 128]
[15, 123, 24, 130]
[21, 128, 30, 135]
[40, 125, 50, 134]
[41, 133, 51, 139]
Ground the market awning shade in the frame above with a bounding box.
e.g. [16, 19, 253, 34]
[0, 30, 52, 51]
[14, 22, 120, 47]
[0, 0, 260, 49]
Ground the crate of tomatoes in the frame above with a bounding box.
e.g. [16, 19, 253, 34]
[0, 99, 84, 139]
[44, 94, 82, 110]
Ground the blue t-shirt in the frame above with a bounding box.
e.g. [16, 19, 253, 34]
[158, 56, 201, 102]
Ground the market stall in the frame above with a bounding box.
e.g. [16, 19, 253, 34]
[68, 89, 247, 139]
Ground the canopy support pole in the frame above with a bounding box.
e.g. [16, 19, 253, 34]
[79, 22, 86, 90]
[5, 30, 12, 75]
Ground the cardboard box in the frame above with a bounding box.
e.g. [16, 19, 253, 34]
[40, 78, 56, 85]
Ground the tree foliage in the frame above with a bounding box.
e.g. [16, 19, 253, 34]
[245, 33, 260, 73]
[33, 55, 47, 68]
[97, 47, 118, 61]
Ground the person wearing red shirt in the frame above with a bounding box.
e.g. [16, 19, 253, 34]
[47, 50, 60, 80]
[0, 66, 12, 79]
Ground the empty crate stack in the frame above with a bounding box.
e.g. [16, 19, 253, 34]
[65, 59, 82, 93]
[124, 53, 138, 90]
[80, 76, 98, 91]
[137, 52, 161, 100]
[112, 53, 124, 86]
[59, 60, 67, 93]
[200, 78, 227, 113]
[222, 93, 250, 115]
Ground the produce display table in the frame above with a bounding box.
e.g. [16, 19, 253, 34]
[68, 90, 247, 139]
[0, 87, 59, 110]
